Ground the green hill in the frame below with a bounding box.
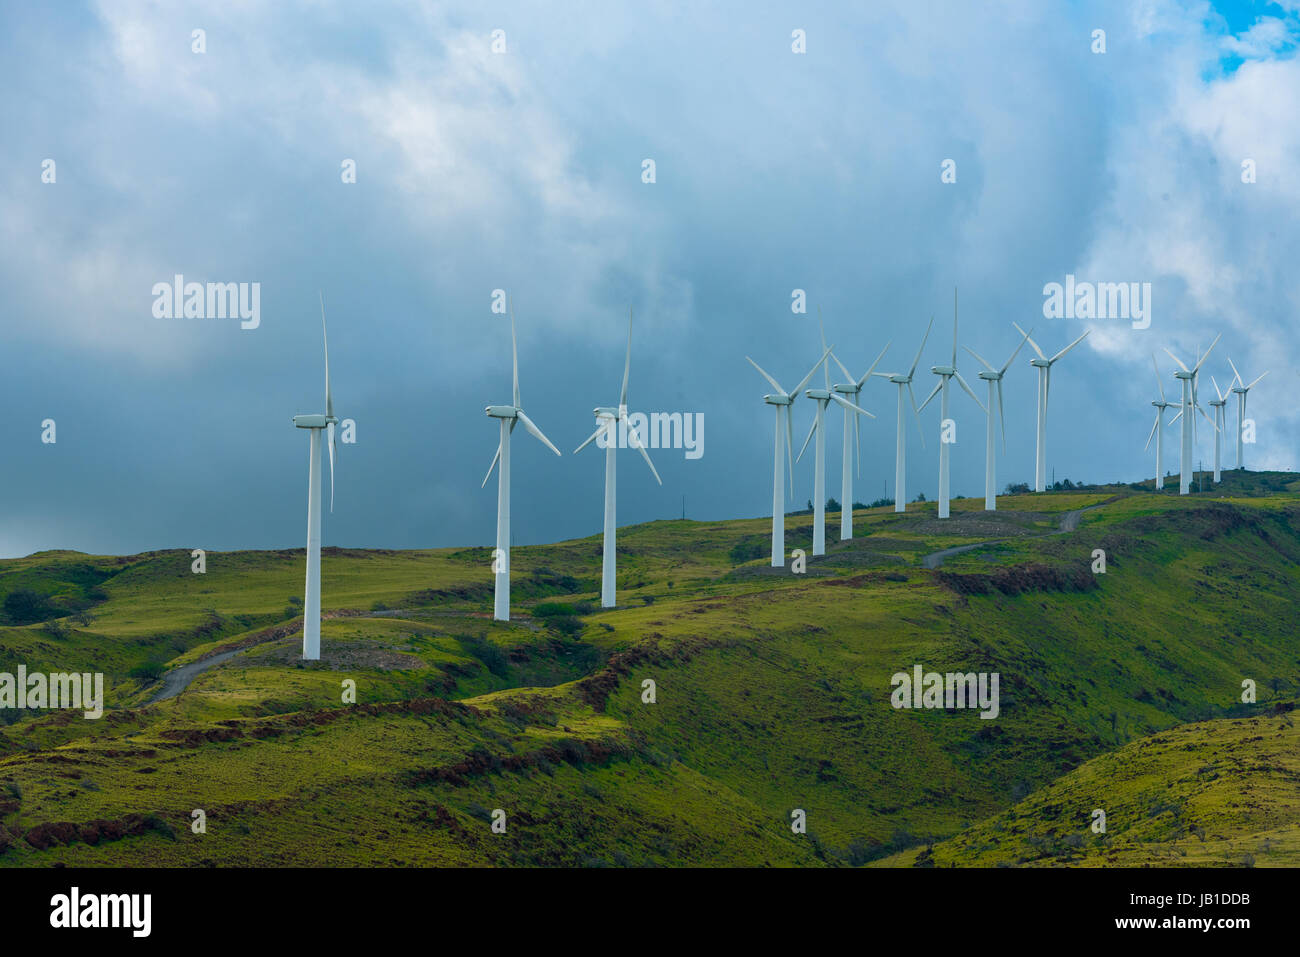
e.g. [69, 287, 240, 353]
[0, 471, 1296, 866]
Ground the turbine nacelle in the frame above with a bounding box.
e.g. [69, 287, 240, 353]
[930, 365, 955, 376]
[292, 414, 335, 429]
[1030, 357, 1051, 368]
[804, 388, 832, 400]
[485, 405, 519, 419]
[831, 383, 860, 395]
[976, 370, 1001, 381]
[1173, 371, 1194, 381]
[763, 394, 794, 406]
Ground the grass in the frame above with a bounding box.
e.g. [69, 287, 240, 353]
[0, 472, 1297, 866]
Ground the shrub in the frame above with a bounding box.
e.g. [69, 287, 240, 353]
[3, 589, 55, 625]
[129, 660, 166, 683]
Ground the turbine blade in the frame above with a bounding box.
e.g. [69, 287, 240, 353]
[516, 409, 561, 456]
[830, 392, 875, 419]
[997, 379, 1007, 453]
[858, 341, 891, 388]
[1000, 327, 1031, 373]
[481, 443, 501, 488]
[1246, 371, 1269, 390]
[620, 306, 632, 409]
[818, 307, 830, 391]
[955, 371, 987, 413]
[1152, 354, 1165, 402]
[908, 382, 926, 449]
[1192, 333, 1220, 373]
[1050, 329, 1090, 363]
[319, 292, 333, 419]
[785, 406, 795, 498]
[796, 414, 817, 464]
[1013, 322, 1044, 360]
[854, 408, 862, 476]
[1210, 375, 1224, 403]
[1144, 411, 1159, 451]
[510, 298, 520, 408]
[792, 346, 834, 397]
[1227, 356, 1244, 388]
[908, 317, 934, 379]
[1045, 364, 1052, 409]
[1197, 403, 1217, 431]
[746, 356, 786, 396]
[964, 345, 995, 373]
[831, 349, 854, 385]
[327, 420, 336, 512]
[1163, 347, 1190, 373]
[574, 421, 607, 454]
[951, 287, 957, 369]
[918, 378, 942, 413]
[621, 410, 663, 484]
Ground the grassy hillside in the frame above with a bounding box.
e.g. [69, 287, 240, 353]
[0, 471, 1296, 866]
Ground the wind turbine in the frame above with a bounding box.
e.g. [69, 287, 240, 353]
[1163, 335, 1219, 494]
[963, 325, 1031, 511]
[747, 347, 832, 566]
[797, 316, 871, 554]
[291, 293, 338, 661]
[871, 318, 934, 513]
[1226, 358, 1267, 471]
[918, 289, 986, 519]
[1207, 375, 1228, 483]
[830, 337, 890, 539]
[482, 302, 562, 621]
[1013, 324, 1090, 492]
[1145, 355, 1176, 491]
[574, 308, 662, 608]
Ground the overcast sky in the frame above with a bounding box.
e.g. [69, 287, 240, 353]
[2, 0, 1298, 557]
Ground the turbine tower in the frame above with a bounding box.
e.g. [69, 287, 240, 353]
[1163, 334, 1219, 495]
[481, 302, 562, 621]
[1207, 375, 1228, 483]
[830, 338, 890, 539]
[798, 316, 870, 554]
[871, 318, 934, 513]
[574, 308, 662, 608]
[1145, 355, 1175, 491]
[963, 325, 1031, 511]
[918, 289, 986, 520]
[747, 347, 832, 567]
[1225, 358, 1268, 471]
[1014, 324, 1090, 492]
[291, 294, 339, 661]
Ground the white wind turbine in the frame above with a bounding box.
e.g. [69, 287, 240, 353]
[797, 317, 872, 554]
[1207, 375, 1228, 483]
[1164, 335, 1219, 495]
[481, 302, 562, 621]
[291, 294, 339, 661]
[747, 346, 833, 567]
[963, 325, 1031, 511]
[830, 337, 890, 539]
[1145, 355, 1176, 491]
[574, 308, 662, 608]
[918, 290, 986, 519]
[1013, 323, 1090, 492]
[1226, 358, 1268, 471]
[871, 318, 934, 513]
